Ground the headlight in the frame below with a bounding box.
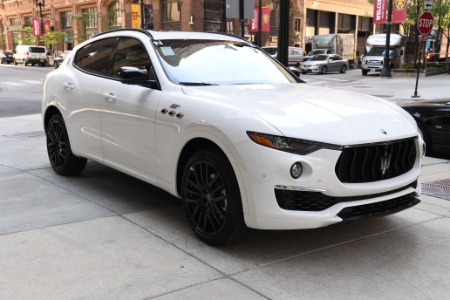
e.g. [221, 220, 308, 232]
[247, 131, 342, 155]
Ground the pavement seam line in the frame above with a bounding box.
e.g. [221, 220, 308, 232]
[254, 215, 446, 269]
[121, 214, 271, 300]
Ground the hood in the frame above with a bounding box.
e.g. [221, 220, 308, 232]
[181, 83, 417, 145]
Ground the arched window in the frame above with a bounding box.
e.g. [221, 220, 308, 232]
[108, 1, 122, 28]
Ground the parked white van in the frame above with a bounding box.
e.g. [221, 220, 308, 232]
[13, 45, 48, 66]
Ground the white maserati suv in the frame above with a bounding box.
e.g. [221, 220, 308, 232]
[42, 29, 423, 245]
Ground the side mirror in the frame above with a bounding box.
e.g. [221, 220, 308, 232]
[288, 66, 301, 77]
[118, 66, 159, 89]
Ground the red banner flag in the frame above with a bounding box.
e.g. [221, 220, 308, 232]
[392, 0, 408, 23]
[373, 0, 387, 24]
[44, 19, 51, 34]
[32, 17, 41, 37]
[250, 6, 271, 33]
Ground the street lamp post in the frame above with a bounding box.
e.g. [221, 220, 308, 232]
[35, 0, 45, 37]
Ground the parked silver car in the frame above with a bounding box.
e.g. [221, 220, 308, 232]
[300, 54, 349, 74]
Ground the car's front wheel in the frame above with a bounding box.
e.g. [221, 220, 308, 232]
[340, 65, 347, 73]
[46, 114, 87, 175]
[321, 66, 328, 74]
[181, 148, 247, 245]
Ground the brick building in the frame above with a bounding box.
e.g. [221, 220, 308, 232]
[0, 0, 388, 57]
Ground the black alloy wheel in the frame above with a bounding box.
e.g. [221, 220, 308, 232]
[181, 148, 246, 245]
[46, 114, 87, 175]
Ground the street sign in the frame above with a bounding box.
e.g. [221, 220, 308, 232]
[419, 35, 430, 41]
[424, 0, 434, 11]
[417, 12, 434, 35]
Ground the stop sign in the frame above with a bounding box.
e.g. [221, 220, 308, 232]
[418, 12, 434, 35]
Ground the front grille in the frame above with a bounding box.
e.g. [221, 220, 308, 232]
[338, 193, 420, 220]
[275, 181, 417, 211]
[335, 138, 416, 183]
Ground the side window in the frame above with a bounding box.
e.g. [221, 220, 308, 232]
[74, 38, 116, 76]
[112, 37, 152, 78]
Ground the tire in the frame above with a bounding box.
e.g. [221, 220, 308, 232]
[181, 148, 247, 246]
[340, 65, 347, 74]
[321, 66, 327, 74]
[417, 121, 432, 156]
[54, 61, 59, 69]
[46, 114, 87, 175]
[14, 59, 18, 65]
[362, 69, 368, 76]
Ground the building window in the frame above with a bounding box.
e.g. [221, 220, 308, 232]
[24, 16, 32, 27]
[9, 18, 18, 26]
[204, 0, 225, 32]
[81, 7, 98, 29]
[108, 1, 122, 28]
[294, 18, 301, 32]
[61, 11, 73, 29]
[162, 0, 181, 30]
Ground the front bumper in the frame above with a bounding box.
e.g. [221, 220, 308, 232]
[300, 65, 320, 73]
[238, 138, 422, 230]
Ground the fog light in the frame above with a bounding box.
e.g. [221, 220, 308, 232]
[290, 162, 303, 179]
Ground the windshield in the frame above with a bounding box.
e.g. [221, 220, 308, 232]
[367, 47, 395, 57]
[154, 39, 297, 85]
[307, 49, 325, 56]
[312, 55, 329, 61]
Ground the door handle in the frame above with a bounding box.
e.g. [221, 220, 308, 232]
[103, 92, 116, 102]
[63, 82, 74, 91]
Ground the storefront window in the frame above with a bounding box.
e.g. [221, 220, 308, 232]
[162, 0, 181, 30]
[204, 0, 225, 32]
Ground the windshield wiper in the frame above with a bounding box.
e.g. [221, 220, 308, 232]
[179, 82, 217, 86]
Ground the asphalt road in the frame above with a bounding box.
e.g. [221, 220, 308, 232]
[0, 63, 50, 117]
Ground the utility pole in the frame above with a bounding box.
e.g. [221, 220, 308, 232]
[278, 0, 289, 66]
[380, 0, 393, 77]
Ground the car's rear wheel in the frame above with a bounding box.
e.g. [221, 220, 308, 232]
[321, 66, 327, 74]
[340, 65, 347, 74]
[46, 114, 87, 175]
[54, 61, 59, 69]
[181, 148, 246, 246]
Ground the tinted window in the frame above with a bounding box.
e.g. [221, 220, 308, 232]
[112, 38, 152, 78]
[29, 47, 46, 53]
[74, 38, 116, 76]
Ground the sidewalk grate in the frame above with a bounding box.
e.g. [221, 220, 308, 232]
[1, 130, 45, 141]
[421, 179, 450, 201]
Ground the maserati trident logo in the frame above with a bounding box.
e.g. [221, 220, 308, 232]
[380, 145, 392, 177]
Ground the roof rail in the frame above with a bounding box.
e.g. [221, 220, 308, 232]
[92, 28, 153, 39]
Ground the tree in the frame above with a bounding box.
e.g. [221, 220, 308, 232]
[40, 31, 66, 54]
[14, 26, 37, 45]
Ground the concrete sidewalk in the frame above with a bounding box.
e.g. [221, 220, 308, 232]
[1, 96, 450, 298]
